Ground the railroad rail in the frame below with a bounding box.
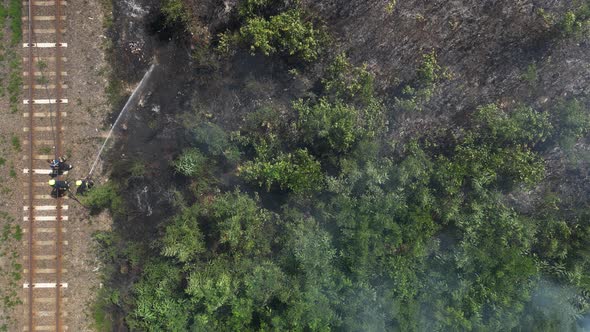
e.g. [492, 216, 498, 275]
[22, 0, 68, 330]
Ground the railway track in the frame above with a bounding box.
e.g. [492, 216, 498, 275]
[22, 0, 68, 330]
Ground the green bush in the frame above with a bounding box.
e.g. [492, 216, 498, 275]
[295, 97, 384, 154]
[560, 2, 590, 37]
[192, 122, 241, 164]
[417, 50, 445, 86]
[81, 183, 125, 218]
[322, 54, 375, 104]
[474, 104, 553, 146]
[238, 0, 283, 18]
[127, 260, 188, 331]
[241, 148, 323, 193]
[130, 160, 146, 177]
[393, 51, 447, 113]
[161, 0, 189, 24]
[240, 9, 323, 61]
[521, 63, 538, 85]
[552, 99, 590, 150]
[172, 148, 206, 177]
[209, 190, 274, 254]
[161, 205, 205, 263]
[295, 98, 359, 153]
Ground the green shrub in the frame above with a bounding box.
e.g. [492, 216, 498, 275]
[474, 104, 553, 146]
[417, 50, 446, 86]
[161, 0, 189, 24]
[296, 98, 359, 153]
[172, 148, 206, 177]
[242, 148, 323, 193]
[560, 3, 590, 37]
[561, 11, 578, 35]
[240, 9, 323, 61]
[521, 63, 538, 85]
[394, 52, 447, 113]
[209, 190, 274, 254]
[193, 123, 241, 166]
[161, 205, 205, 263]
[552, 99, 590, 150]
[81, 183, 125, 217]
[295, 97, 384, 154]
[127, 260, 188, 331]
[238, 0, 283, 18]
[323, 54, 375, 104]
[216, 31, 240, 56]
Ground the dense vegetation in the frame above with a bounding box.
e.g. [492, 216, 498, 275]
[93, 0, 590, 330]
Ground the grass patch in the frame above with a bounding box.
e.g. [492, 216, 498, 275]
[7, 0, 21, 45]
[522, 63, 538, 85]
[0, 158, 5, 167]
[7, 54, 21, 113]
[105, 77, 124, 107]
[0, 211, 22, 330]
[36, 60, 47, 70]
[10, 135, 20, 152]
[130, 160, 146, 177]
[38, 146, 52, 154]
[92, 287, 116, 332]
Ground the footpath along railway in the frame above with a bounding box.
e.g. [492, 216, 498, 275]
[21, 0, 68, 330]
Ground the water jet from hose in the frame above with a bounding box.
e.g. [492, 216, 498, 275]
[87, 64, 157, 177]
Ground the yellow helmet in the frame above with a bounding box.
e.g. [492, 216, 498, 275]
[48, 179, 56, 186]
[76, 180, 83, 186]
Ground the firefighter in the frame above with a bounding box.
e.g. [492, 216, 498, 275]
[75, 178, 94, 196]
[48, 156, 73, 178]
[48, 179, 70, 198]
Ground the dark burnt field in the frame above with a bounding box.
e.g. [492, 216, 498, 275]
[92, 0, 590, 330]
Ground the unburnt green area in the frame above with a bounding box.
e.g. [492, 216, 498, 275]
[0, 1, 23, 331]
[91, 0, 590, 331]
[0, 0, 22, 113]
[0, 211, 22, 332]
